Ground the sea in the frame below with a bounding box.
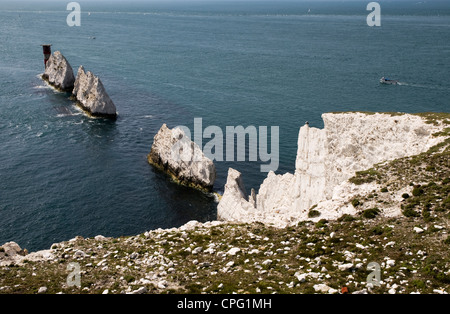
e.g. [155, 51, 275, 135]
[0, 0, 449, 251]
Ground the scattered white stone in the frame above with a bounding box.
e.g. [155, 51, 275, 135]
[313, 284, 332, 293]
[94, 235, 107, 241]
[262, 259, 272, 266]
[97, 259, 107, 267]
[294, 272, 320, 283]
[129, 287, 148, 294]
[386, 259, 396, 267]
[204, 247, 216, 254]
[157, 281, 167, 289]
[352, 289, 368, 294]
[414, 227, 424, 234]
[338, 263, 354, 271]
[73, 250, 86, 259]
[328, 288, 339, 295]
[227, 248, 241, 256]
[38, 287, 47, 294]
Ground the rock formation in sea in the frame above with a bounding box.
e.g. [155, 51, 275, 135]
[148, 124, 216, 192]
[72, 66, 117, 119]
[41, 51, 75, 92]
[218, 112, 447, 226]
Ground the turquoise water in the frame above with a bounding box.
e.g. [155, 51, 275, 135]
[1, 1, 449, 251]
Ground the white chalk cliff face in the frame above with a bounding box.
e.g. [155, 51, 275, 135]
[148, 124, 216, 192]
[72, 66, 117, 118]
[42, 51, 75, 91]
[218, 112, 446, 226]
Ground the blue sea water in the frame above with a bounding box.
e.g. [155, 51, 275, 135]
[0, 1, 449, 251]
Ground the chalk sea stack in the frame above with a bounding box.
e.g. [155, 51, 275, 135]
[41, 51, 75, 92]
[216, 168, 257, 222]
[72, 66, 117, 119]
[148, 124, 216, 192]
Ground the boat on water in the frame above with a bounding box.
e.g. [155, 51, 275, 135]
[380, 77, 399, 85]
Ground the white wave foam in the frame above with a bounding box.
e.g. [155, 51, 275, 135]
[35, 75, 64, 93]
[33, 85, 51, 90]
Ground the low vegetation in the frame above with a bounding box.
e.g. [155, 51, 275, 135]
[0, 205, 448, 295]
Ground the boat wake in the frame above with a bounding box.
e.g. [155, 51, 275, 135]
[396, 82, 447, 90]
[380, 77, 448, 90]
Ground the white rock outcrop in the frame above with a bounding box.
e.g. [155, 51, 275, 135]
[0, 241, 54, 266]
[41, 51, 75, 91]
[148, 124, 216, 192]
[218, 112, 446, 226]
[72, 66, 117, 118]
[217, 168, 257, 221]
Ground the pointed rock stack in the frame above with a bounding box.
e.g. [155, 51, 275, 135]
[41, 51, 75, 92]
[40, 51, 117, 119]
[72, 66, 117, 119]
[217, 168, 256, 221]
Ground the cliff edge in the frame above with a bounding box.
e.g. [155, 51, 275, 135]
[218, 112, 449, 226]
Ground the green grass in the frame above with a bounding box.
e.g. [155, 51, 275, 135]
[1, 208, 449, 294]
[362, 208, 381, 219]
[349, 168, 382, 185]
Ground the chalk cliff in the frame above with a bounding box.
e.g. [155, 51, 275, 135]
[148, 124, 216, 192]
[41, 51, 75, 92]
[72, 66, 117, 118]
[217, 112, 447, 226]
